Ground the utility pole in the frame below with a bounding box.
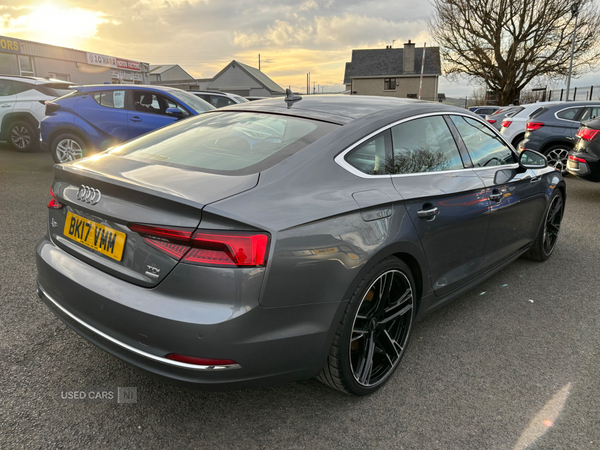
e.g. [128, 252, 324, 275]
[418, 42, 426, 100]
[566, 2, 580, 101]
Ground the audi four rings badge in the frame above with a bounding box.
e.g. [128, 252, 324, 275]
[76, 185, 102, 205]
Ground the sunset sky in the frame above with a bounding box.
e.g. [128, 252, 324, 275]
[1, 0, 598, 97]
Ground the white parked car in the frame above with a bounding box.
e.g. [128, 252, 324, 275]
[500, 101, 562, 149]
[189, 91, 249, 108]
[0, 75, 74, 151]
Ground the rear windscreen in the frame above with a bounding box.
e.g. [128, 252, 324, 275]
[114, 112, 339, 175]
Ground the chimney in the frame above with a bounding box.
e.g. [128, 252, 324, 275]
[403, 40, 415, 73]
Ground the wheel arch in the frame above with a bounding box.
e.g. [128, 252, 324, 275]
[511, 133, 525, 147]
[539, 139, 573, 155]
[47, 126, 91, 150]
[341, 242, 428, 316]
[1, 112, 39, 139]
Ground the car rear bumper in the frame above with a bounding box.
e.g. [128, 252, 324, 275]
[566, 152, 600, 181]
[36, 235, 345, 389]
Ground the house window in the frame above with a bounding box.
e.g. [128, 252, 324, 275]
[18, 55, 35, 76]
[384, 78, 396, 91]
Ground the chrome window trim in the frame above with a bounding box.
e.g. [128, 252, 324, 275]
[335, 111, 518, 179]
[37, 284, 242, 371]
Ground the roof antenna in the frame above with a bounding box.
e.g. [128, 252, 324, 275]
[284, 88, 302, 109]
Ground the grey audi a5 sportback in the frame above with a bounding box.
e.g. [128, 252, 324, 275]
[36, 95, 566, 396]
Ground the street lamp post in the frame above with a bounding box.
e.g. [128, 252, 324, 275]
[566, 2, 580, 101]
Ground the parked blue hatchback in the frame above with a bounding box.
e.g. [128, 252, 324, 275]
[41, 85, 214, 163]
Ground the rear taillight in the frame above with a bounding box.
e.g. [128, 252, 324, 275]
[576, 128, 600, 141]
[129, 224, 270, 267]
[184, 232, 269, 266]
[166, 354, 237, 366]
[526, 122, 544, 132]
[568, 154, 587, 163]
[45, 101, 60, 115]
[501, 120, 512, 128]
[487, 119, 496, 124]
[47, 187, 63, 209]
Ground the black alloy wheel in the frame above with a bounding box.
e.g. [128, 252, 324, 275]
[526, 189, 564, 261]
[319, 257, 415, 395]
[542, 193, 563, 257]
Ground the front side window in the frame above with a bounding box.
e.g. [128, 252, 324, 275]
[114, 112, 338, 174]
[578, 107, 600, 121]
[345, 132, 389, 175]
[93, 90, 126, 109]
[391, 116, 464, 174]
[556, 108, 581, 121]
[450, 115, 517, 167]
[18, 55, 34, 76]
[384, 78, 396, 90]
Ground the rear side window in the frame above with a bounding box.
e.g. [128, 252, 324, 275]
[556, 108, 581, 121]
[13, 81, 33, 94]
[391, 116, 464, 174]
[345, 131, 389, 175]
[528, 107, 545, 119]
[450, 115, 517, 167]
[0, 80, 14, 96]
[115, 112, 338, 175]
[93, 90, 125, 109]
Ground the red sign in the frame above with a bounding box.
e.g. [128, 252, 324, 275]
[116, 59, 141, 72]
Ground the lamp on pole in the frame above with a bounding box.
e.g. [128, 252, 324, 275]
[566, 2, 580, 101]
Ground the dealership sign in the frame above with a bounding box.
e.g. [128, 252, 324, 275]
[86, 52, 141, 71]
[0, 35, 21, 54]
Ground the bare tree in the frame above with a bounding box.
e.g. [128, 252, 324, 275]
[430, 0, 600, 105]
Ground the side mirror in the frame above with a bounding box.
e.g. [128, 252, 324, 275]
[166, 108, 184, 118]
[519, 149, 547, 169]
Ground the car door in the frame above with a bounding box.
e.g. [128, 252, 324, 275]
[127, 90, 181, 139]
[389, 114, 491, 297]
[0, 80, 16, 133]
[448, 114, 547, 267]
[74, 89, 129, 141]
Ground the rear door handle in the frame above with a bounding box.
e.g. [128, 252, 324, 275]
[1, 104, 12, 108]
[129, 116, 142, 122]
[417, 207, 439, 219]
[530, 176, 541, 183]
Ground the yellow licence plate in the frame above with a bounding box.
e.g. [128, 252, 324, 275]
[63, 212, 126, 261]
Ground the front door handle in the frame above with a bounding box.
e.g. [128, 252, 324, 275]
[417, 206, 439, 219]
[129, 116, 142, 122]
[490, 189, 503, 202]
[1, 104, 12, 108]
[530, 176, 541, 183]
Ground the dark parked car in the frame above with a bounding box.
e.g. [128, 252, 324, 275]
[468, 105, 501, 118]
[566, 118, 600, 181]
[41, 85, 214, 163]
[520, 101, 600, 172]
[485, 106, 523, 130]
[36, 95, 565, 396]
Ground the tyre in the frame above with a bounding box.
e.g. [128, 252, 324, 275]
[9, 120, 38, 152]
[526, 189, 564, 261]
[318, 257, 416, 395]
[511, 134, 525, 150]
[50, 133, 86, 163]
[543, 144, 570, 174]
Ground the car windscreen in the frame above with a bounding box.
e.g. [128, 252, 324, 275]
[167, 89, 215, 114]
[113, 112, 339, 175]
